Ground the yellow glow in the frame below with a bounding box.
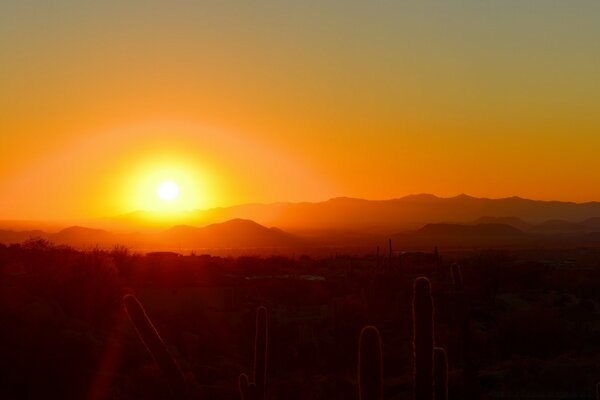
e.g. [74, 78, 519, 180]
[156, 181, 179, 201]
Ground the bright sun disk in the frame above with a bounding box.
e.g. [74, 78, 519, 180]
[156, 181, 179, 201]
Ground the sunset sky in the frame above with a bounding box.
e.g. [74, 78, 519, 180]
[1, 1, 600, 220]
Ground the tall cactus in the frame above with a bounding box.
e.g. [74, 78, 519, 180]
[356, 278, 450, 400]
[433, 347, 448, 400]
[358, 326, 383, 400]
[450, 263, 463, 291]
[239, 306, 268, 400]
[413, 277, 434, 400]
[123, 294, 187, 397]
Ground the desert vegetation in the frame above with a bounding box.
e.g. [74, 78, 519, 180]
[0, 238, 599, 399]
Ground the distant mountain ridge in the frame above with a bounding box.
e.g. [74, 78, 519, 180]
[95, 194, 600, 234]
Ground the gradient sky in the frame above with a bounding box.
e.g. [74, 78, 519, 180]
[1, 1, 600, 219]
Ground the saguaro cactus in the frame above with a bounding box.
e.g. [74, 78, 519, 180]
[123, 294, 187, 397]
[358, 326, 383, 400]
[433, 347, 448, 400]
[450, 263, 463, 291]
[413, 277, 434, 400]
[239, 306, 268, 400]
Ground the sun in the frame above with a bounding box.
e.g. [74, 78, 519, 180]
[156, 181, 179, 202]
[121, 155, 214, 213]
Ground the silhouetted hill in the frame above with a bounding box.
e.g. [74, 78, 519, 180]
[159, 219, 301, 249]
[469, 216, 600, 234]
[470, 216, 532, 231]
[0, 229, 47, 244]
[51, 226, 117, 246]
[581, 217, 600, 230]
[393, 223, 533, 249]
[416, 223, 526, 237]
[531, 219, 588, 233]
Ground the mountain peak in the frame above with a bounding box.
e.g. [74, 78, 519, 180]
[161, 218, 299, 249]
[57, 226, 109, 235]
[451, 193, 476, 200]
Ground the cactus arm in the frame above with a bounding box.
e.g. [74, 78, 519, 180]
[123, 294, 187, 397]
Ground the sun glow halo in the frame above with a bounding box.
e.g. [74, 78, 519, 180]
[120, 155, 214, 215]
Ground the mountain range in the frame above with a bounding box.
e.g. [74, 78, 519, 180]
[104, 194, 600, 233]
[2, 194, 600, 252]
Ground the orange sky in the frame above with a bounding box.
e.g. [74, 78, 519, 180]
[1, 1, 600, 219]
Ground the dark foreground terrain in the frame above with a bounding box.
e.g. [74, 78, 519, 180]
[1, 239, 599, 399]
